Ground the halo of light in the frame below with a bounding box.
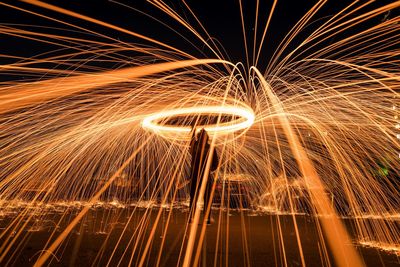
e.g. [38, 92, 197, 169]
[141, 105, 255, 138]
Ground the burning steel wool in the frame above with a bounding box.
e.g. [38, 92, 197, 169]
[0, 0, 399, 266]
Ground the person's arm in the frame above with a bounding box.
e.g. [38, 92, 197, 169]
[211, 147, 219, 171]
[189, 130, 196, 154]
[189, 139, 195, 154]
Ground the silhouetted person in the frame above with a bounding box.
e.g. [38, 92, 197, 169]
[189, 128, 219, 224]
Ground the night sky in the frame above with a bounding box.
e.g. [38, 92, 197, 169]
[0, 0, 397, 71]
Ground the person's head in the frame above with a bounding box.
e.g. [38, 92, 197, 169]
[197, 128, 209, 144]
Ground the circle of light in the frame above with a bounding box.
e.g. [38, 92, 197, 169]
[142, 105, 255, 135]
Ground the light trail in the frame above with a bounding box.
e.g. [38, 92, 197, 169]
[0, 0, 399, 266]
[141, 105, 255, 138]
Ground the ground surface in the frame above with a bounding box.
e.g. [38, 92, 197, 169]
[0, 206, 399, 266]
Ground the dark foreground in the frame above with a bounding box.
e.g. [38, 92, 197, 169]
[0, 206, 399, 266]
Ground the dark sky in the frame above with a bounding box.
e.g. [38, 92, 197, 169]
[0, 0, 396, 71]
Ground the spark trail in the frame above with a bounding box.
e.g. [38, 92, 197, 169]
[0, 0, 399, 266]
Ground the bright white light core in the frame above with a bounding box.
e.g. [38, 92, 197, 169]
[142, 105, 255, 136]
